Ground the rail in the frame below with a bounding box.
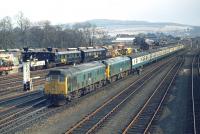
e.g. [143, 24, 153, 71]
[122, 57, 184, 134]
[65, 57, 178, 134]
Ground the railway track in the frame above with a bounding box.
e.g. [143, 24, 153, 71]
[0, 63, 70, 83]
[0, 80, 45, 97]
[65, 56, 180, 134]
[0, 95, 45, 124]
[0, 64, 70, 97]
[122, 57, 184, 134]
[0, 54, 184, 134]
[0, 52, 184, 98]
[0, 72, 46, 87]
[0, 89, 47, 134]
[190, 54, 200, 134]
[0, 70, 46, 98]
[0, 90, 43, 108]
[0, 97, 71, 134]
[0, 99, 49, 134]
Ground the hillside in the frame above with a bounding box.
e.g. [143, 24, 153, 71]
[86, 19, 200, 37]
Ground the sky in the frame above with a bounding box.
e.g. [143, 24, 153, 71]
[0, 0, 199, 26]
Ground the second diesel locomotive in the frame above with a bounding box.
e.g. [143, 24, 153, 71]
[44, 44, 184, 105]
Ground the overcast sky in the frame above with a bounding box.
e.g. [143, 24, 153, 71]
[0, 0, 199, 26]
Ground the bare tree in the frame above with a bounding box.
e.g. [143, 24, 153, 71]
[73, 22, 97, 46]
[0, 13, 110, 49]
[40, 20, 57, 47]
[16, 11, 30, 32]
[0, 16, 13, 49]
[15, 11, 31, 46]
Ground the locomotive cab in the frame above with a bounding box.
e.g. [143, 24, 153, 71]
[44, 71, 67, 105]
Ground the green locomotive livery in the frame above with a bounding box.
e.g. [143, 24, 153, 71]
[44, 44, 185, 105]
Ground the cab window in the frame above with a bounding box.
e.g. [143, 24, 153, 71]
[59, 75, 65, 82]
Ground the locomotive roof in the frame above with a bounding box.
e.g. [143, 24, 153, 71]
[130, 52, 149, 58]
[103, 56, 130, 64]
[48, 61, 105, 76]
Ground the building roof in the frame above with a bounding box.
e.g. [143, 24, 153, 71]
[112, 37, 135, 43]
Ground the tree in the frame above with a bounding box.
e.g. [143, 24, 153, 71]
[0, 12, 110, 49]
[73, 22, 97, 46]
[15, 11, 31, 46]
[0, 16, 14, 49]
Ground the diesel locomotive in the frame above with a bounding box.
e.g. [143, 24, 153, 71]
[44, 44, 185, 105]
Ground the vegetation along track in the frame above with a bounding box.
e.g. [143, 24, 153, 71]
[65, 56, 181, 134]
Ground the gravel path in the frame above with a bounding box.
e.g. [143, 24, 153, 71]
[19, 57, 175, 134]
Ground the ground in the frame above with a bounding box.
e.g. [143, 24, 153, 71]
[153, 50, 197, 134]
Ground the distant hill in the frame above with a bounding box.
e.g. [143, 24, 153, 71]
[86, 19, 186, 27]
[85, 19, 200, 37]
